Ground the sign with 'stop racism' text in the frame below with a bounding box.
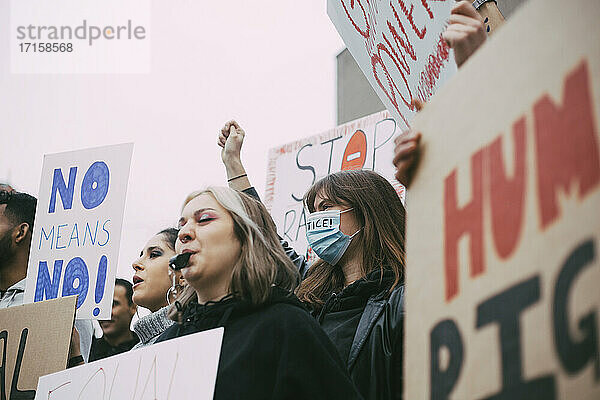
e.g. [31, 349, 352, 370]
[265, 110, 404, 263]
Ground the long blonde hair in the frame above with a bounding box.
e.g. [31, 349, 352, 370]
[168, 187, 300, 319]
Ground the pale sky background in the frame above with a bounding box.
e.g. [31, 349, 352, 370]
[0, 2, 345, 291]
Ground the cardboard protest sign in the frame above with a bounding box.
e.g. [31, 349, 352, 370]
[327, 0, 457, 130]
[264, 111, 404, 261]
[0, 296, 76, 400]
[404, 0, 600, 398]
[35, 327, 224, 400]
[24, 144, 133, 319]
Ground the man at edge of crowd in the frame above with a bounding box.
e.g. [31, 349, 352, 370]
[89, 278, 139, 361]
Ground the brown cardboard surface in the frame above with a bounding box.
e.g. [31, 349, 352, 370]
[404, 0, 600, 398]
[0, 296, 76, 399]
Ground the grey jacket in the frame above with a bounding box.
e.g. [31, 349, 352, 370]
[131, 306, 175, 349]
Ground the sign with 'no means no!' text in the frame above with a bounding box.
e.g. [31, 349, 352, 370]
[24, 143, 133, 319]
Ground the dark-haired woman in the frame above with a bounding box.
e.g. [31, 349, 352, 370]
[299, 169, 406, 400]
[130, 228, 183, 349]
[156, 187, 362, 400]
[219, 121, 406, 400]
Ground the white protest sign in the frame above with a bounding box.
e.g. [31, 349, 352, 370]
[327, 0, 457, 130]
[24, 143, 133, 319]
[35, 327, 224, 400]
[264, 110, 403, 262]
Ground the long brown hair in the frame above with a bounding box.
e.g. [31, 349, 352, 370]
[168, 187, 300, 319]
[296, 170, 406, 311]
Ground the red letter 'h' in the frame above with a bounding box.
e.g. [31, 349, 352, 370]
[444, 150, 485, 301]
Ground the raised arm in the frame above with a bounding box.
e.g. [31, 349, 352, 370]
[218, 120, 308, 277]
[218, 120, 252, 192]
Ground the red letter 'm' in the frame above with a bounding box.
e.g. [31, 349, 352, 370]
[533, 61, 600, 229]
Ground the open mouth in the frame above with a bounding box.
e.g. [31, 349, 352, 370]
[132, 275, 144, 287]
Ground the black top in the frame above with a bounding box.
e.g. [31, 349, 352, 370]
[316, 269, 391, 364]
[156, 287, 363, 400]
[89, 333, 139, 362]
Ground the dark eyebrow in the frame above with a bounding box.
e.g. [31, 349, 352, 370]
[147, 246, 162, 253]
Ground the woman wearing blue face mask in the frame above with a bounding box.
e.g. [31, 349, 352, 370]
[298, 170, 406, 400]
[219, 121, 406, 400]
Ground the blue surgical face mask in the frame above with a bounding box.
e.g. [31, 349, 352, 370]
[305, 208, 361, 265]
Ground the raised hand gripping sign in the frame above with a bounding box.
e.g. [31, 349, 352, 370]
[327, 0, 457, 130]
[24, 143, 133, 319]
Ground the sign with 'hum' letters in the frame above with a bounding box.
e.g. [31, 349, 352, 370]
[404, 0, 600, 398]
[24, 143, 133, 319]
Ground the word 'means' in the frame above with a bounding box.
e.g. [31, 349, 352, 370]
[34, 161, 111, 312]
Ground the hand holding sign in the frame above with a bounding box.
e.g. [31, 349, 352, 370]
[442, 1, 487, 68]
[393, 131, 422, 188]
[393, 99, 424, 188]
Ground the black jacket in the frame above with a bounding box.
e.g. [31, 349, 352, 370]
[242, 187, 405, 399]
[89, 333, 139, 362]
[319, 270, 404, 400]
[156, 287, 363, 400]
[277, 248, 404, 400]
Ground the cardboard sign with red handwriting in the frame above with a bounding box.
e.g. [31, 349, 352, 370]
[328, 0, 457, 130]
[404, 0, 600, 398]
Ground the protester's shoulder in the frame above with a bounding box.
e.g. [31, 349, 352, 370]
[387, 283, 405, 313]
[382, 284, 405, 337]
[155, 323, 179, 343]
[252, 300, 315, 332]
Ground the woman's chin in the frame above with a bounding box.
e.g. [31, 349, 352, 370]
[132, 291, 146, 306]
[180, 268, 203, 288]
